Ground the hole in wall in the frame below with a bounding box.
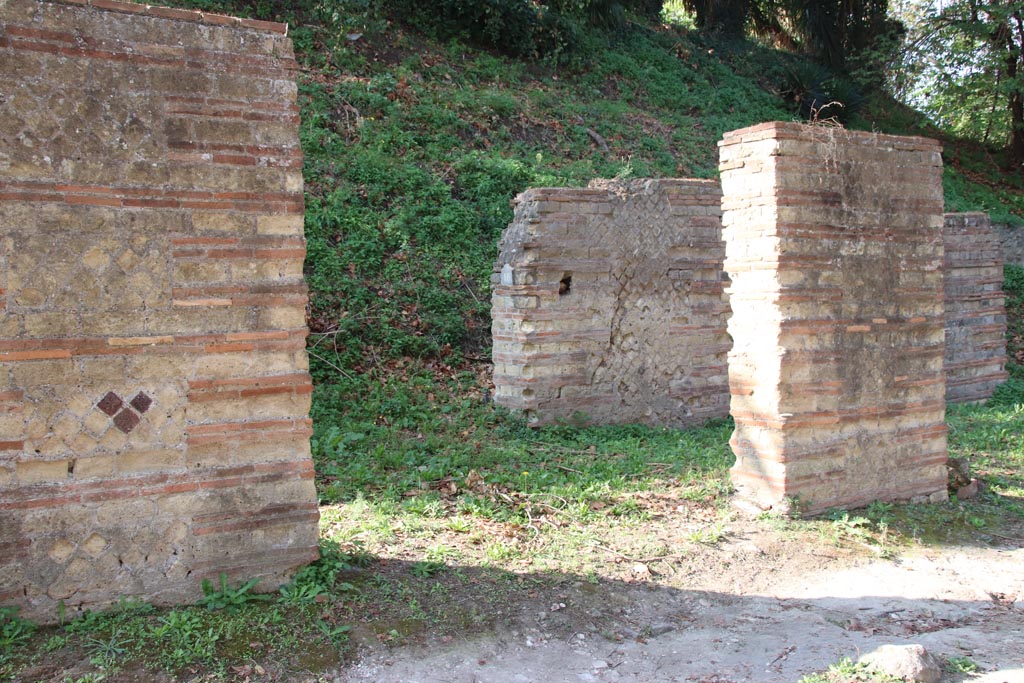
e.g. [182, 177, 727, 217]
[559, 273, 572, 296]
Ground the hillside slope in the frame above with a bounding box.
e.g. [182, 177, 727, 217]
[287, 6, 1021, 373]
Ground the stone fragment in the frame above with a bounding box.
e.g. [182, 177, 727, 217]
[956, 479, 981, 500]
[947, 457, 972, 490]
[858, 644, 942, 683]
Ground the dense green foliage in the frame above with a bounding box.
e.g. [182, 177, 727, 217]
[378, 0, 664, 60]
[296, 12, 804, 375]
[161, 0, 1023, 383]
[892, 1, 1024, 171]
[685, 0, 901, 76]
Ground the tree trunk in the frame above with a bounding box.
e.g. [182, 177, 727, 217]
[1009, 10, 1024, 172]
[1009, 84, 1024, 172]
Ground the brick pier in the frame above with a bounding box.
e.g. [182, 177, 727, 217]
[719, 122, 948, 514]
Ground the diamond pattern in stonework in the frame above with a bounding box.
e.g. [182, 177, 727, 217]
[7, 232, 166, 312]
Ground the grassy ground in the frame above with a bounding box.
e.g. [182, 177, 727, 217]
[3, 371, 1022, 681]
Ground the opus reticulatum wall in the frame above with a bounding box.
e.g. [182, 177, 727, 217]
[492, 179, 730, 427]
[0, 0, 318, 621]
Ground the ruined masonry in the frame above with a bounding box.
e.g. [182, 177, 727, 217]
[492, 186, 1006, 428]
[0, 0, 319, 621]
[720, 122, 949, 513]
[944, 213, 1008, 403]
[492, 179, 731, 427]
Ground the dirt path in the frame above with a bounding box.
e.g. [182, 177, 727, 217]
[332, 533, 1024, 683]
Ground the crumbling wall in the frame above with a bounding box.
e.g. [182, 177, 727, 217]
[0, 0, 318, 621]
[491, 179, 730, 427]
[944, 213, 1009, 403]
[719, 122, 948, 514]
[993, 223, 1024, 267]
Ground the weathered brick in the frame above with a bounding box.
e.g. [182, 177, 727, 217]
[73, 454, 117, 479]
[257, 214, 304, 235]
[16, 459, 70, 484]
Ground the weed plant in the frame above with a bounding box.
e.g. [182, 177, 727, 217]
[0, 608, 33, 666]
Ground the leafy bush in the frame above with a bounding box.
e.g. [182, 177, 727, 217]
[379, 0, 581, 60]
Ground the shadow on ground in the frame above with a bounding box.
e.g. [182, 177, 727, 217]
[325, 547, 1024, 683]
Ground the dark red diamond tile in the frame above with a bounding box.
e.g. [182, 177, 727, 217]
[97, 392, 123, 416]
[130, 392, 152, 413]
[113, 408, 140, 434]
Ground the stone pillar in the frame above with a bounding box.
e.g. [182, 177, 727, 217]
[944, 213, 1008, 403]
[719, 122, 948, 514]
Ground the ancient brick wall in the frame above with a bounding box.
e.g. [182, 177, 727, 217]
[491, 179, 730, 427]
[944, 213, 1008, 403]
[993, 223, 1024, 267]
[0, 0, 318, 621]
[719, 122, 948, 514]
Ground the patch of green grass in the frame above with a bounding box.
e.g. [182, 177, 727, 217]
[685, 521, 728, 545]
[946, 655, 982, 674]
[311, 365, 734, 524]
[798, 657, 903, 683]
[0, 539, 370, 680]
[944, 158, 1024, 228]
[947, 403, 1024, 519]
